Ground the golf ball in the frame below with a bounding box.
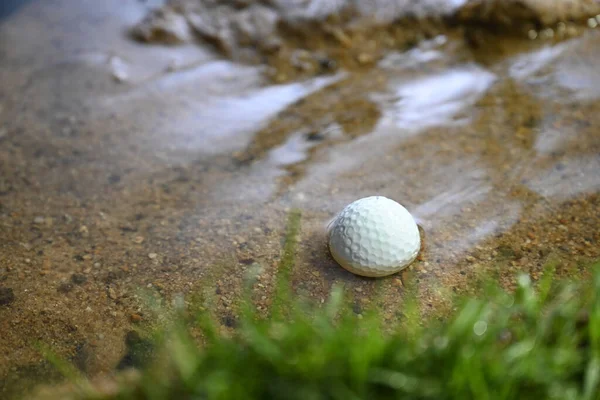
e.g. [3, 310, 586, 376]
[328, 196, 420, 277]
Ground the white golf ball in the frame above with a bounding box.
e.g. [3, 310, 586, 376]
[328, 196, 420, 277]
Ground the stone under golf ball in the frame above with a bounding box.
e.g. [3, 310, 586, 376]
[328, 196, 420, 277]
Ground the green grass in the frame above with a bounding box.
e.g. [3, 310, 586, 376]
[37, 211, 600, 400]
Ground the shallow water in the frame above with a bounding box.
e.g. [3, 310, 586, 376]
[0, 0, 599, 396]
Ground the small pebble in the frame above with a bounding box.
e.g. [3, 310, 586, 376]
[306, 131, 326, 141]
[566, 26, 579, 37]
[109, 56, 129, 83]
[357, 53, 374, 64]
[527, 30, 538, 40]
[0, 288, 15, 306]
[543, 28, 554, 38]
[148, 253, 157, 259]
[130, 313, 143, 323]
[57, 283, 74, 293]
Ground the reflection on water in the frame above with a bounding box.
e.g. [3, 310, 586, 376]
[553, 33, 600, 101]
[354, 0, 467, 22]
[534, 126, 566, 154]
[391, 66, 496, 130]
[379, 35, 448, 69]
[412, 180, 491, 224]
[509, 44, 567, 80]
[510, 31, 600, 101]
[526, 155, 600, 200]
[94, 62, 341, 157]
[268, 132, 319, 166]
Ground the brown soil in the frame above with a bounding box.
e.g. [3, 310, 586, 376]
[1, 0, 599, 398]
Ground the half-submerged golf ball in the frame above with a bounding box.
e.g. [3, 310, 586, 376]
[328, 196, 420, 277]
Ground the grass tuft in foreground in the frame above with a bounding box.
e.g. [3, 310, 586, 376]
[36, 211, 600, 400]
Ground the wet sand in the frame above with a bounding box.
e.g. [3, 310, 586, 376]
[1, 0, 599, 397]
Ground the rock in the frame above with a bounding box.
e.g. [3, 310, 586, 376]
[130, 313, 143, 323]
[132, 236, 145, 244]
[79, 225, 89, 237]
[57, 283, 73, 293]
[306, 131, 326, 141]
[131, 6, 191, 44]
[357, 52, 375, 64]
[116, 331, 154, 370]
[455, 0, 600, 27]
[0, 287, 15, 306]
[185, 3, 281, 55]
[71, 273, 88, 285]
[220, 313, 238, 327]
[136, 0, 600, 76]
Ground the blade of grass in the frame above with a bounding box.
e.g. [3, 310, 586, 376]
[35, 342, 84, 383]
[271, 209, 301, 319]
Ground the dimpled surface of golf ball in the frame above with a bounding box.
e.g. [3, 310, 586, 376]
[328, 196, 420, 277]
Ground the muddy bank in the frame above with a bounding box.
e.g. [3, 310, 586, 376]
[133, 0, 600, 81]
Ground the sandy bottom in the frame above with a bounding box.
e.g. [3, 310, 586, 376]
[0, 0, 599, 397]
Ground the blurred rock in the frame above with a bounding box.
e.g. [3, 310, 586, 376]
[133, 0, 600, 76]
[184, 3, 281, 55]
[455, 0, 600, 27]
[131, 6, 191, 44]
[0, 287, 15, 306]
